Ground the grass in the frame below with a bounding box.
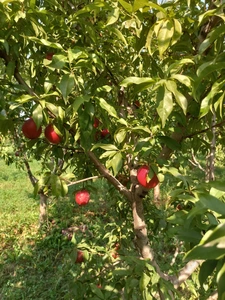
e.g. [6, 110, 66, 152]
[0, 159, 134, 300]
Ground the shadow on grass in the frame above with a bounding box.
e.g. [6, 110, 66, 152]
[0, 179, 135, 300]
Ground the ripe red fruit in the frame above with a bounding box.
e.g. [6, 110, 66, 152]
[44, 124, 61, 144]
[93, 117, 100, 128]
[101, 128, 110, 138]
[75, 189, 90, 206]
[22, 118, 42, 139]
[134, 100, 140, 108]
[45, 52, 54, 60]
[137, 165, 159, 189]
[114, 243, 120, 251]
[15, 151, 20, 157]
[112, 252, 119, 259]
[75, 250, 84, 263]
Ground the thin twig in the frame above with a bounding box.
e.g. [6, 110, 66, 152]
[67, 175, 103, 186]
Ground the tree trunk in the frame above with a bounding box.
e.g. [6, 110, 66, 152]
[39, 191, 48, 227]
[154, 184, 160, 205]
[132, 188, 154, 260]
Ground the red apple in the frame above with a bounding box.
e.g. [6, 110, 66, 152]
[44, 124, 61, 144]
[22, 118, 42, 139]
[93, 117, 100, 128]
[45, 52, 54, 60]
[134, 100, 140, 108]
[75, 250, 84, 263]
[114, 243, 120, 251]
[15, 151, 20, 157]
[137, 165, 159, 189]
[101, 128, 110, 138]
[75, 189, 90, 206]
[112, 251, 119, 259]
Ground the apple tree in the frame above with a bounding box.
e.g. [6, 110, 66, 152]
[1, 0, 225, 298]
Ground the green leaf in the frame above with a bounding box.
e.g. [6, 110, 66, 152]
[197, 193, 225, 216]
[90, 283, 104, 299]
[145, 26, 154, 55]
[0, 39, 9, 54]
[167, 58, 194, 76]
[171, 18, 182, 45]
[198, 8, 218, 26]
[199, 79, 225, 118]
[217, 262, 225, 300]
[68, 47, 88, 63]
[199, 260, 217, 287]
[106, 7, 120, 26]
[72, 95, 90, 113]
[49, 54, 68, 69]
[15, 94, 34, 103]
[157, 19, 174, 57]
[117, 118, 128, 126]
[156, 87, 173, 127]
[139, 272, 151, 291]
[91, 143, 118, 151]
[209, 181, 225, 193]
[28, 37, 63, 49]
[197, 62, 225, 81]
[6, 61, 15, 80]
[110, 27, 128, 46]
[121, 77, 154, 87]
[45, 102, 59, 117]
[100, 150, 117, 159]
[59, 74, 75, 101]
[114, 128, 127, 144]
[98, 98, 118, 119]
[170, 74, 191, 88]
[158, 136, 181, 151]
[199, 24, 225, 54]
[32, 104, 43, 129]
[118, 0, 132, 13]
[73, 1, 105, 17]
[186, 223, 225, 260]
[50, 174, 62, 197]
[133, 0, 149, 11]
[133, 0, 167, 15]
[107, 152, 123, 176]
[165, 80, 187, 114]
[214, 91, 225, 118]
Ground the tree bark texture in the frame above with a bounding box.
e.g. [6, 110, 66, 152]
[39, 191, 48, 226]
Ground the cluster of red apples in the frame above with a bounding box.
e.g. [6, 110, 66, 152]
[22, 118, 61, 144]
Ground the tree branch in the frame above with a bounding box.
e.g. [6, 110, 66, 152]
[23, 158, 38, 187]
[171, 260, 203, 288]
[185, 119, 225, 139]
[207, 291, 218, 300]
[87, 151, 132, 200]
[67, 175, 102, 186]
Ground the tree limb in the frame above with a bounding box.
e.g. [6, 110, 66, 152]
[171, 260, 203, 288]
[87, 150, 131, 200]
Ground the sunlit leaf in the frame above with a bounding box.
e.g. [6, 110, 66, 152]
[98, 98, 118, 119]
[59, 74, 75, 101]
[121, 77, 154, 87]
[156, 87, 173, 127]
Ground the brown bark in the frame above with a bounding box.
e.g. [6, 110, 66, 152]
[154, 184, 160, 205]
[39, 191, 48, 226]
